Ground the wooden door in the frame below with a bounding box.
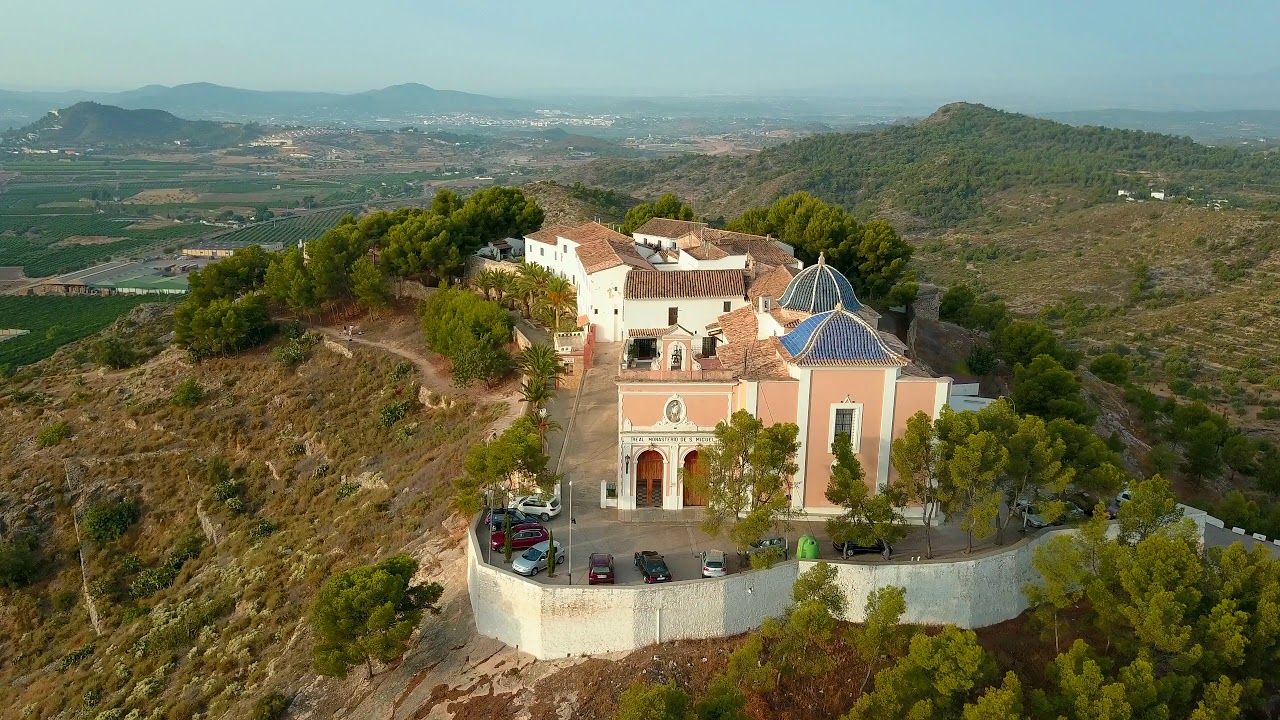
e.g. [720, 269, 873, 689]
[636, 451, 663, 508]
[682, 450, 706, 506]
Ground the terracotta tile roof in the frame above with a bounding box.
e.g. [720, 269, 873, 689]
[769, 307, 809, 329]
[707, 306, 793, 381]
[747, 264, 799, 301]
[685, 242, 730, 261]
[525, 224, 572, 244]
[627, 324, 692, 338]
[703, 229, 799, 268]
[624, 269, 746, 300]
[559, 221, 632, 246]
[578, 238, 654, 273]
[633, 217, 706, 239]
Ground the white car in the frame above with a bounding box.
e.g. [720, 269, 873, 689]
[511, 495, 562, 521]
[701, 549, 727, 578]
[511, 540, 565, 576]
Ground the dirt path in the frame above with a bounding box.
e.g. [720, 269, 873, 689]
[316, 318, 525, 437]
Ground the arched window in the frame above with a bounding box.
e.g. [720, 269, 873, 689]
[670, 344, 683, 370]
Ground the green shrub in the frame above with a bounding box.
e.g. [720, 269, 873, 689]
[84, 498, 140, 543]
[252, 691, 291, 720]
[392, 361, 413, 380]
[965, 345, 998, 375]
[57, 644, 94, 671]
[129, 533, 203, 599]
[1089, 353, 1131, 384]
[90, 336, 136, 370]
[379, 399, 414, 428]
[171, 378, 205, 407]
[272, 332, 318, 368]
[250, 518, 277, 540]
[36, 421, 71, 448]
[0, 538, 39, 588]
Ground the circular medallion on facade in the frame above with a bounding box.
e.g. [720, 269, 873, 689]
[665, 397, 684, 423]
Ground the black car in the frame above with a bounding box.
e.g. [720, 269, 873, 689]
[833, 538, 892, 559]
[634, 550, 672, 583]
[485, 507, 532, 532]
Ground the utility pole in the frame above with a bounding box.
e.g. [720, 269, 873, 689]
[567, 478, 574, 585]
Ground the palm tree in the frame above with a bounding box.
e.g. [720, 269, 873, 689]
[491, 271, 514, 306]
[514, 263, 552, 320]
[518, 343, 563, 383]
[520, 375, 554, 411]
[472, 269, 500, 300]
[544, 276, 577, 332]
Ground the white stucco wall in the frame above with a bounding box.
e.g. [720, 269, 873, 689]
[587, 265, 630, 341]
[623, 297, 747, 338]
[468, 516, 1208, 660]
[467, 521, 795, 659]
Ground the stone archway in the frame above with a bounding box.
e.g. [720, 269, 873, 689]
[682, 450, 706, 507]
[635, 450, 664, 508]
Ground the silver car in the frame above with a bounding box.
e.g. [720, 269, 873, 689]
[511, 540, 565, 577]
[701, 549, 727, 578]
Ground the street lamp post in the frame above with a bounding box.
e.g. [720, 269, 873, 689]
[567, 478, 573, 585]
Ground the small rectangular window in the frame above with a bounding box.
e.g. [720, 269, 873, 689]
[834, 408, 855, 441]
[668, 307, 678, 325]
[723, 301, 731, 312]
[702, 337, 717, 357]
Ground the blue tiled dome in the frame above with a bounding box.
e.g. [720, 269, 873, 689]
[777, 254, 861, 313]
[779, 307, 906, 367]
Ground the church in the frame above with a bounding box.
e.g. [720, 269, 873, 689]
[612, 256, 955, 514]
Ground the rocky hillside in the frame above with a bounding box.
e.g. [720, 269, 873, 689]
[0, 306, 504, 718]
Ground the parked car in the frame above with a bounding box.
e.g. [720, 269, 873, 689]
[1014, 499, 1063, 529]
[510, 494, 562, 521]
[701, 550, 727, 578]
[490, 522, 548, 552]
[634, 550, 672, 583]
[833, 538, 892, 559]
[485, 507, 532, 532]
[1107, 487, 1133, 518]
[1066, 491, 1108, 519]
[588, 553, 615, 585]
[511, 540, 565, 576]
[741, 536, 788, 563]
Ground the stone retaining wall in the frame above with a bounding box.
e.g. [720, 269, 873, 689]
[468, 507, 1211, 660]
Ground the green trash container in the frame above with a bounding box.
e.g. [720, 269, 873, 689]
[797, 534, 820, 559]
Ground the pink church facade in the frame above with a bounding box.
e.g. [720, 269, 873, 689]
[610, 258, 952, 514]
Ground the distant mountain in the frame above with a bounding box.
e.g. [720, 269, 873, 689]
[0, 82, 528, 126]
[564, 102, 1280, 226]
[3, 101, 261, 147]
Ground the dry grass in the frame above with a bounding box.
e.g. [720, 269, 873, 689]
[913, 200, 1280, 437]
[0, 310, 501, 718]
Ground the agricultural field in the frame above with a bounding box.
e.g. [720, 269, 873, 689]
[207, 207, 351, 246]
[0, 294, 175, 371]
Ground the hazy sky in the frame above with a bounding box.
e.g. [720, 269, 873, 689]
[2, 0, 1277, 105]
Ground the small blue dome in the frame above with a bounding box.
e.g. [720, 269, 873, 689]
[777, 254, 861, 313]
[779, 307, 905, 367]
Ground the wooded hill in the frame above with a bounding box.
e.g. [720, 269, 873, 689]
[3, 102, 262, 148]
[564, 103, 1280, 226]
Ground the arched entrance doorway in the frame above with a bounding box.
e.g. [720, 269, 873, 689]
[635, 450, 664, 508]
[682, 450, 706, 507]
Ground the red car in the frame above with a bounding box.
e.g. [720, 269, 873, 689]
[490, 523, 548, 552]
[588, 553, 615, 585]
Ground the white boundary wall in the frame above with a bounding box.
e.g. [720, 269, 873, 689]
[468, 509, 1211, 660]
